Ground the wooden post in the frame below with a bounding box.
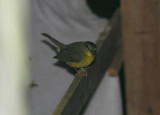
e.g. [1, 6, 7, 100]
[121, 0, 160, 115]
[0, 1, 29, 115]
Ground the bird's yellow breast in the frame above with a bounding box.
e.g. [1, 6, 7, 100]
[67, 50, 95, 68]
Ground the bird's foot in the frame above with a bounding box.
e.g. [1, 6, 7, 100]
[74, 68, 87, 77]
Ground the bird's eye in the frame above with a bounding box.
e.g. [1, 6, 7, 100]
[86, 45, 90, 50]
[86, 45, 89, 49]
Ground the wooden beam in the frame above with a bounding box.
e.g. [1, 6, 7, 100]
[53, 9, 122, 115]
[121, 0, 160, 115]
[108, 46, 123, 76]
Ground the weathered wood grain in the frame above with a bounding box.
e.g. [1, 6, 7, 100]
[53, 9, 122, 115]
[121, 0, 160, 115]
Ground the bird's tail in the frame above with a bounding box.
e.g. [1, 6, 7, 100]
[41, 33, 65, 51]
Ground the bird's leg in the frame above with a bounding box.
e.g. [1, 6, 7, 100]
[79, 68, 87, 76]
[74, 68, 81, 74]
[74, 68, 87, 77]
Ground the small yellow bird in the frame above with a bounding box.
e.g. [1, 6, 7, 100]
[41, 33, 97, 76]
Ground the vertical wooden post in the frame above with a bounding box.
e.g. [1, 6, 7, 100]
[0, 1, 29, 115]
[121, 0, 160, 115]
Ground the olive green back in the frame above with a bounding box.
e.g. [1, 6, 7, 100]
[54, 42, 86, 62]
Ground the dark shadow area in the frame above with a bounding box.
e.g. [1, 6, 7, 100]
[79, 92, 96, 115]
[79, 72, 107, 115]
[79, 65, 126, 115]
[86, 0, 120, 19]
[42, 40, 75, 75]
[119, 64, 127, 115]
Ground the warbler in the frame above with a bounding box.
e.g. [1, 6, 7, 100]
[41, 33, 97, 76]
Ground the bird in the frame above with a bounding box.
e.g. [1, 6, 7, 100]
[41, 33, 97, 76]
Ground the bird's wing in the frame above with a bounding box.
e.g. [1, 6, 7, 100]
[54, 47, 84, 62]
